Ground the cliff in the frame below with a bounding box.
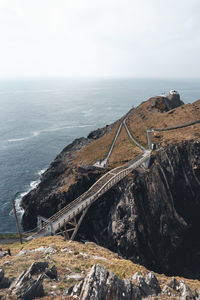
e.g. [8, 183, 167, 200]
[21, 93, 200, 279]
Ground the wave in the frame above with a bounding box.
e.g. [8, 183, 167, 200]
[8, 131, 39, 142]
[10, 168, 46, 218]
[7, 124, 93, 143]
[38, 169, 46, 176]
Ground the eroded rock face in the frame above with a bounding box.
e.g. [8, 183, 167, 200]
[77, 141, 200, 278]
[68, 264, 142, 300]
[9, 270, 44, 299]
[67, 264, 200, 300]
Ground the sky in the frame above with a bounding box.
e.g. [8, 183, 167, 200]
[0, 0, 200, 78]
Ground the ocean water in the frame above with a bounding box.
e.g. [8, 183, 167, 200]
[0, 77, 199, 233]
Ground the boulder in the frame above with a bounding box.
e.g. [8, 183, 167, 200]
[0, 250, 8, 258]
[9, 270, 44, 299]
[0, 268, 10, 289]
[28, 262, 49, 275]
[45, 265, 57, 280]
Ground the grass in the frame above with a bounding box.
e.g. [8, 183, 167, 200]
[1, 236, 200, 298]
[127, 98, 200, 148]
[42, 98, 200, 197]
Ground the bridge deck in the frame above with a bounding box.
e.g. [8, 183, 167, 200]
[31, 150, 151, 239]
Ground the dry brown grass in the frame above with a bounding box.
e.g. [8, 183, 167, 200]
[127, 99, 200, 147]
[108, 125, 143, 168]
[49, 98, 200, 196]
[1, 236, 200, 298]
[75, 119, 123, 166]
[71, 99, 200, 172]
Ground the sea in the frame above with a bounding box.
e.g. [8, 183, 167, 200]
[0, 77, 200, 233]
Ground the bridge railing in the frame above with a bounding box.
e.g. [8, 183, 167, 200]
[35, 151, 151, 236]
[51, 153, 150, 231]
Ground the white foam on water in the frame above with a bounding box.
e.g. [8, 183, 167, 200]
[10, 168, 45, 218]
[8, 131, 39, 142]
[38, 169, 46, 176]
[7, 125, 92, 143]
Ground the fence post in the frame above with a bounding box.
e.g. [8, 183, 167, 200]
[12, 199, 22, 244]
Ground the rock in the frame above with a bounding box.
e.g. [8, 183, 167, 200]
[66, 274, 84, 281]
[69, 264, 142, 300]
[133, 272, 157, 297]
[30, 246, 57, 254]
[168, 277, 180, 291]
[43, 246, 57, 254]
[0, 250, 8, 258]
[0, 269, 4, 282]
[162, 285, 171, 296]
[92, 255, 107, 261]
[9, 270, 44, 299]
[49, 291, 57, 296]
[3, 260, 11, 266]
[61, 247, 73, 254]
[168, 278, 196, 300]
[179, 280, 194, 300]
[17, 250, 30, 256]
[0, 268, 10, 289]
[0, 277, 10, 289]
[28, 262, 49, 275]
[80, 252, 89, 258]
[45, 265, 57, 280]
[49, 243, 58, 250]
[145, 272, 161, 295]
[33, 246, 46, 252]
[87, 124, 114, 140]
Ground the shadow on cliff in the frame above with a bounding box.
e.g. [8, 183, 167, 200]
[76, 141, 200, 279]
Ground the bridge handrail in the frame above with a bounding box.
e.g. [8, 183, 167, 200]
[123, 120, 146, 151]
[51, 152, 150, 226]
[148, 119, 200, 132]
[105, 122, 123, 163]
[45, 164, 126, 224]
[32, 152, 151, 238]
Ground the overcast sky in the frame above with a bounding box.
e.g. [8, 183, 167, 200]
[0, 0, 200, 78]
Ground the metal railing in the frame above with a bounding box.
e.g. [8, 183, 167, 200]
[32, 151, 151, 238]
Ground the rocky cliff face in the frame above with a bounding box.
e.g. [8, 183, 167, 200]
[21, 96, 200, 279]
[77, 141, 200, 279]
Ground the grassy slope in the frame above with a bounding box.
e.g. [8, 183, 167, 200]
[73, 98, 200, 169]
[48, 98, 200, 195]
[1, 236, 200, 299]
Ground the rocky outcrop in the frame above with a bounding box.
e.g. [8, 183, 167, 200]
[67, 264, 141, 300]
[9, 270, 44, 299]
[150, 93, 184, 113]
[166, 92, 184, 109]
[8, 261, 58, 299]
[67, 264, 200, 299]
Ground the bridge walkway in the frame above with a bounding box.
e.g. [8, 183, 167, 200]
[31, 150, 151, 239]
